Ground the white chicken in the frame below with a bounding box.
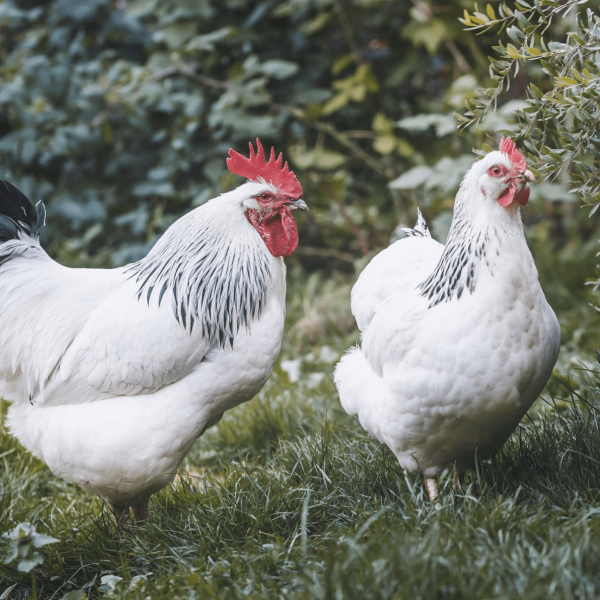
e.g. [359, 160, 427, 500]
[334, 138, 560, 501]
[1, 139, 307, 525]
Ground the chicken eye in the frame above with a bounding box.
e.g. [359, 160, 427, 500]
[260, 193, 269, 200]
[492, 166, 501, 176]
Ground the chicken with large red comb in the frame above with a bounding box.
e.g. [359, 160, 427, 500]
[1, 139, 307, 527]
[227, 137, 303, 199]
[227, 138, 306, 257]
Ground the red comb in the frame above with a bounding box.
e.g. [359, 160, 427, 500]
[499, 137, 527, 172]
[227, 138, 303, 198]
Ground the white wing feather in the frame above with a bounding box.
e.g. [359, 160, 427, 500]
[56, 281, 210, 403]
[0, 245, 120, 402]
[0, 243, 210, 406]
[351, 236, 443, 333]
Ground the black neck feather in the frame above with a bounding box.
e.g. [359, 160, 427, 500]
[419, 218, 489, 308]
[128, 216, 272, 348]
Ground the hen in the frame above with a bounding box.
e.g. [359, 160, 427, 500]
[334, 138, 560, 501]
[1, 139, 307, 524]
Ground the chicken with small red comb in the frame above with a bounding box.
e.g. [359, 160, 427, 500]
[335, 138, 560, 501]
[1, 139, 307, 525]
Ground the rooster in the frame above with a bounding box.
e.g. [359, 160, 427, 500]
[1, 139, 307, 525]
[334, 138, 560, 501]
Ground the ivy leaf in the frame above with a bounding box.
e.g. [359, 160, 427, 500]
[161, 22, 197, 50]
[388, 166, 433, 190]
[299, 10, 331, 35]
[261, 60, 299, 80]
[403, 18, 449, 55]
[322, 93, 348, 116]
[373, 134, 398, 155]
[397, 113, 457, 137]
[372, 112, 394, 134]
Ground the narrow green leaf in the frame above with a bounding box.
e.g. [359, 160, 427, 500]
[473, 11, 491, 22]
[507, 26, 525, 44]
[506, 43, 525, 58]
[530, 83, 544, 97]
[556, 76, 578, 86]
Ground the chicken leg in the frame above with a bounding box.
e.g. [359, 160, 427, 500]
[109, 503, 130, 530]
[423, 476, 439, 502]
[452, 466, 463, 494]
[132, 501, 149, 523]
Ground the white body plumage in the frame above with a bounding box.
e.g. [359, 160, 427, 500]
[335, 147, 561, 478]
[3, 181, 289, 506]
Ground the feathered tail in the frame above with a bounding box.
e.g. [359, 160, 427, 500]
[399, 208, 431, 239]
[0, 180, 46, 264]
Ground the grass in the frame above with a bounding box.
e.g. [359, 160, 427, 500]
[1, 248, 600, 599]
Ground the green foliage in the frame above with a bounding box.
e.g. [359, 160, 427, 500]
[0, 0, 505, 270]
[2, 523, 58, 574]
[2, 522, 58, 600]
[1, 0, 593, 281]
[3, 352, 600, 598]
[0, 261, 600, 599]
[459, 0, 600, 213]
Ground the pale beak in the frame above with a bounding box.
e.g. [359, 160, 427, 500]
[289, 199, 308, 211]
[512, 170, 535, 186]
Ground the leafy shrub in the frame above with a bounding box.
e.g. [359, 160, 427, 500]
[0, 0, 504, 271]
[458, 0, 600, 212]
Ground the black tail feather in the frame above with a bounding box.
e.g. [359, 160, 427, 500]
[0, 180, 45, 243]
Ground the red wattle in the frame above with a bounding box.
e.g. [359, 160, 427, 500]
[246, 208, 299, 257]
[497, 183, 516, 207]
[497, 183, 530, 208]
[516, 186, 529, 206]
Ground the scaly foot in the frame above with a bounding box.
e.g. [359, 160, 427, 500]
[109, 503, 130, 532]
[132, 501, 149, 523]
[452, 466, 463, 494]
[423, 476, 439, 502]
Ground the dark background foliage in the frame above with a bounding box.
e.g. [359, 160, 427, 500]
[0, 0, 525, 271]
[1, 0, 597, 360]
